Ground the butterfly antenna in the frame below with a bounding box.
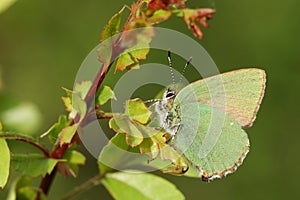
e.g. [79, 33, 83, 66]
[144, 99, 160, 104]
[167, 50, 176, 85]
[179, 56, 192, 84]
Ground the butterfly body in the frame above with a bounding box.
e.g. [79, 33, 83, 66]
[154, 88, 181, 137]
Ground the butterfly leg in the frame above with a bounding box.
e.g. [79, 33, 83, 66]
[168, 123, 182, 143]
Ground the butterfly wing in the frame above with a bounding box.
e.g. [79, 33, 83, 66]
[175, 68, 266, 128]
[173, 103, 249, 181]
[172, 68, 265, 180]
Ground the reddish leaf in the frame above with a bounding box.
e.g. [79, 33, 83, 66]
[122, 18, 154, 47]
[130, 0, 145, 21]
[115, 19, 154, 71]
[181, 8, 216, 39]
[148, 0, 186, 11]
[57, 162, 76, 177]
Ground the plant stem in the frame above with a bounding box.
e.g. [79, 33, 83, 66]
[60, 174, 104, 200]
[0, 134, 49, 157]
[81, 110, 114, 126]
[38, 167, 57, 196]
[85, 60, 115, 109]
[37, 52, 117, 199]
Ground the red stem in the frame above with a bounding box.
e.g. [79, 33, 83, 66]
[37, 168, 57, 198]
[36, 51, 117, 198]
[1, 135, 49, 157]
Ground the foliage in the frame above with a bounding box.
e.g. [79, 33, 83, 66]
[0, 0, 17, 14]
[101, 170, 184, 200]
[0, 123, 10, 188]
[0, 0, 216, 199]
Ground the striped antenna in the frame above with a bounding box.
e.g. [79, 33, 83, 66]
[167, 50, 176, 85]
[144, 99, 161, 104]
[179, 56, 192, 84]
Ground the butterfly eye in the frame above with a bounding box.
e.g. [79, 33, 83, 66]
[166, 91, 175, 98]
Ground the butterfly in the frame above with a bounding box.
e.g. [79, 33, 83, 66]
[150, 51, 266, 181]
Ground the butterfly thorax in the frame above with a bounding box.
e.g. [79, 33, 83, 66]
[154, 88, 181, 137]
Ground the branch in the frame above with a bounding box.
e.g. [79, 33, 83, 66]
[0, 134, 50, 157]
[85, 58, 116, 109]
[37, 57, 116, 198]
[81, 110, 114, 126]
[60, 174, 104, 200]
[37, 167, 57, 197]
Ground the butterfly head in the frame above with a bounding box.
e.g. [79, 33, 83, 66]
[163, 88, 177, 100]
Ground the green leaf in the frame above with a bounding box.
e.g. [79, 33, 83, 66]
[100, 127, 186, 175]
[0, 136, 10, 188]
[61, 87, 73, 112]
[62, 87, 73, 97]
[98, 162, 115, 177]
[126, 134, 143, 148]
[97, 85, 116, 106]
[74, 81, 92, 99]
[125, 99, 151, 124]
[61, 85, 88, 121]
[98, 133, 143, 175]
[7, 176, 30, 200]
[139, 131, 170, 161]
[11, 154, 60, 177]
[62, 150, 86, 177]
[115, 53, 138, 71]
[109, 115, 144, 147]
[109, 115, 159, 147]
[146, 9, 172, 24]
[138, 126, 189, 174]
[101, 6, 125, 42]
[108, 101, 188, 173]
[159, 144, 189, 174]
[115, 49, 149, 71]
[62, 96, 72, 112]
[98, 131, 174, 175]
[7, 176, 47, 200]
[0, 132, 43, 146]
[18, 187, 47, 200]
[98, 44, 113, 66]
[40, 115, 71, 143]
[130, 48, 150, 61]
[57, 124, 78, 146]
[108, 116, 121, 132]
[67, 92, 87, 121]
[15, 176, 31, 191]
[0, 121, 3, 131]
[102, 170, 185, 200]
[64, 150, 86, 165]
[139, 136, 161, 160]
[0, 0, 17, 14]
[98, 6, 126, 65]
[115, 20, 154, 71]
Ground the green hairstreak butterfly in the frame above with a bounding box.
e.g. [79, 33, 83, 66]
[151, 51, 266, 181]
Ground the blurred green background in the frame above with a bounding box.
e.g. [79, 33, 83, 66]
[1, 0, 299, 199]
